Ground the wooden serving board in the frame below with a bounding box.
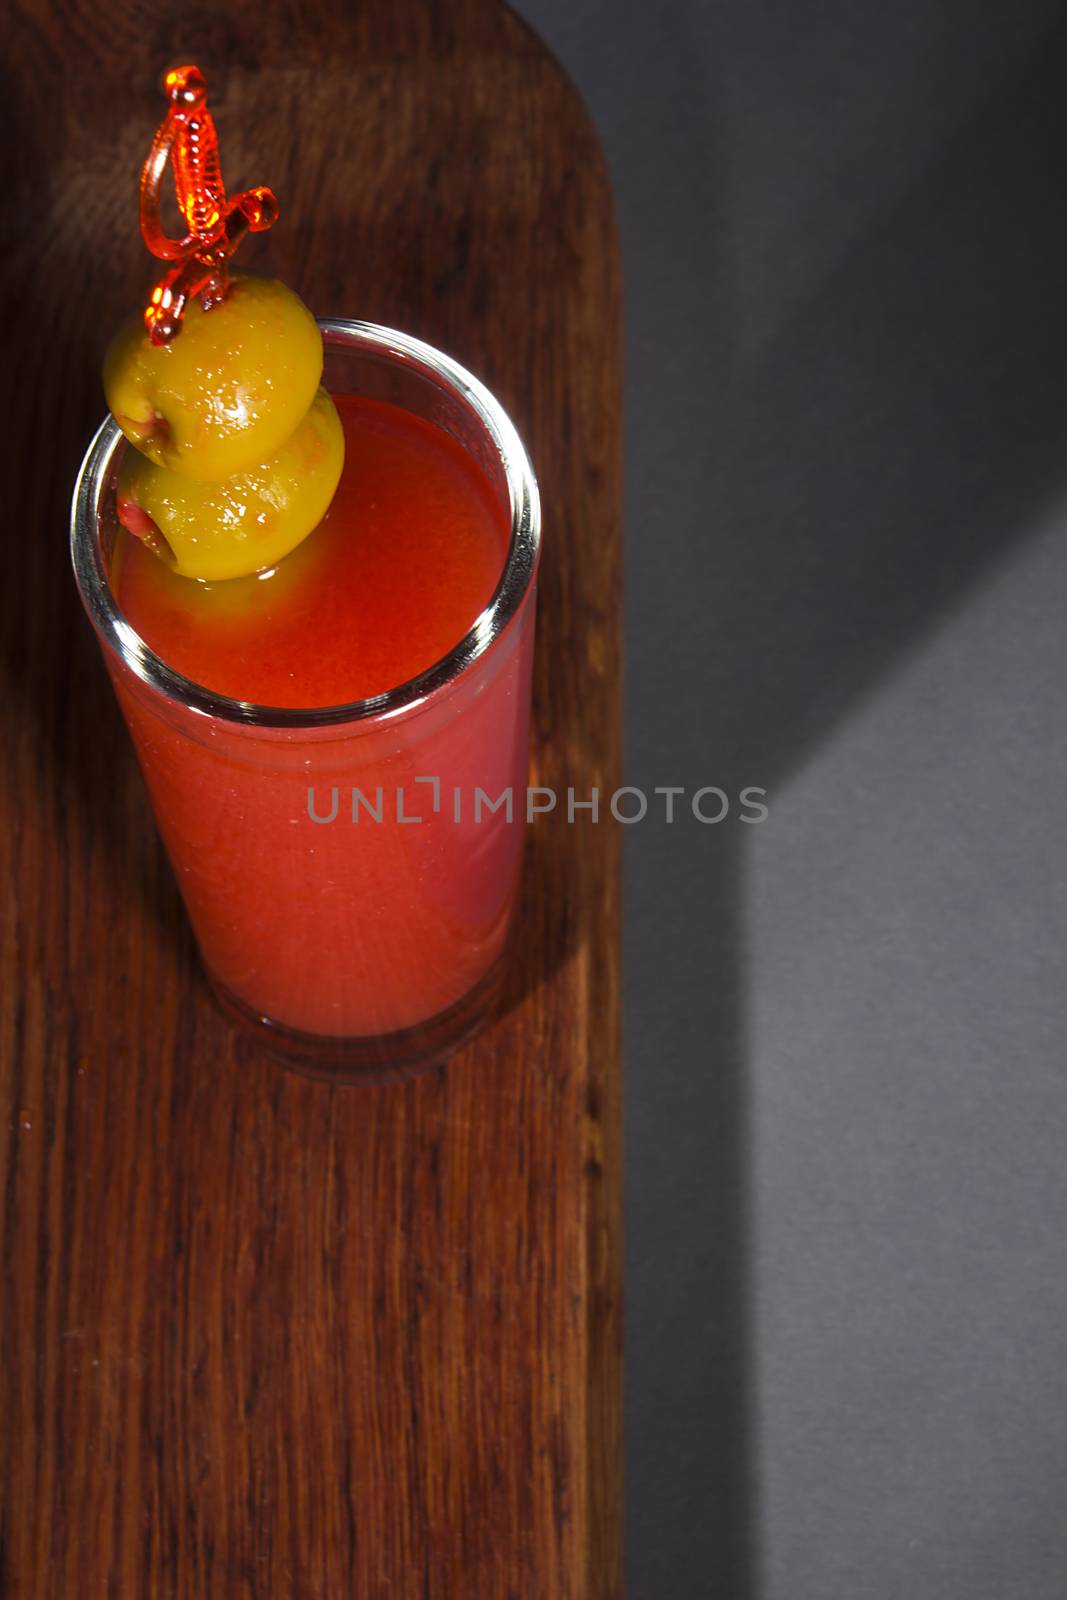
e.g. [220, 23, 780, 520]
[0, 3, 622, 1595]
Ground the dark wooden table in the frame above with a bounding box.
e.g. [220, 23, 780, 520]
[0, 3, 622, 1594]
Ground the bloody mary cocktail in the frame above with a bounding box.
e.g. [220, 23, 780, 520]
[72, 322, 541, 1077]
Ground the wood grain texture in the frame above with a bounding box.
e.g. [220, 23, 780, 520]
[0, 2, 622, 1595]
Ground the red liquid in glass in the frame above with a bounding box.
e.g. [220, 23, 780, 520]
[109, 394, 535, 1040]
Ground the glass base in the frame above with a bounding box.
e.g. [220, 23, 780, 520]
[207, 955, 506, 1084]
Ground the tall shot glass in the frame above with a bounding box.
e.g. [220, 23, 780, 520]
[71, 322, 541, 1081]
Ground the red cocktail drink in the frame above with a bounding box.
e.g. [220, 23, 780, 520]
[72, 323, 540, 1077]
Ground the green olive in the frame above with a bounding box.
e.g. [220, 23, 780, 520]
[104, 275, 323, 482]
[117, 388, 344, 581]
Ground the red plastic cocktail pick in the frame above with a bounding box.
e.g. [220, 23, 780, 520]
[139, 64, 278, 344]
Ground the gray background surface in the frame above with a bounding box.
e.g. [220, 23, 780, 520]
[510, 2, 1067, 1595]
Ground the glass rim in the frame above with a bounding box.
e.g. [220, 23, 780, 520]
[70, 318, 541, 729]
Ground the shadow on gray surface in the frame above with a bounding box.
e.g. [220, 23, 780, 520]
[615, 12, 1067, 1597]
[708, 34, 1067, 791]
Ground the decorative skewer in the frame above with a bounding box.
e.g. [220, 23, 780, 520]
[139, 64, 279, 344]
